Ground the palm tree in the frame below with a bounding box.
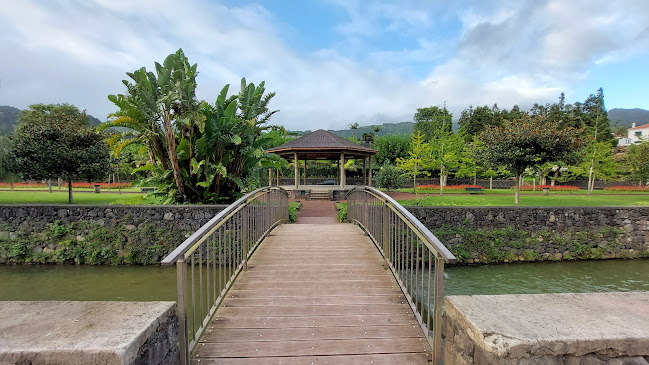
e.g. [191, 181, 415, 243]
[349, 122, 360, 139]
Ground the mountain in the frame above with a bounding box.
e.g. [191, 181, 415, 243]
[0, 106, 21, 135]
[289, 121, 415, 137]
[0, 105, 102, 135]
[608, 108, 649, 128]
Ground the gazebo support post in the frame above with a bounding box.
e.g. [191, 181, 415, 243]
[276, 169, 279, 186]
[303, 160, 307, 185]
[369, 157, 373, 186]
[294, 153, 299, 188]
[268, 168, 272, 187]
[340, 153, 345, 188]
[363, 158, 367, 185]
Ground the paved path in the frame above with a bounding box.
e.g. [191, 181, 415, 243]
[192, 224, 430, 364]
[295, 200, 339, 224]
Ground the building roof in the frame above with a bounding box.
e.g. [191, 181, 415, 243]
[266, 129, 377, 160]
[628, 123, 649, 130]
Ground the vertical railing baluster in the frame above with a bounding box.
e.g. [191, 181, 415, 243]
[433, 256, 445, 365]
[177, 259, 188, 365]
[199, 243, 204, 323]
[190, 253, 195, 342]
[427, 250, 432, 335]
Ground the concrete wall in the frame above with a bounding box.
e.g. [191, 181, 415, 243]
[406, 206, 649, 264]
[0, 205, 227, 265]
[443, 293, 649, 365]
[0, 301, 178, 365]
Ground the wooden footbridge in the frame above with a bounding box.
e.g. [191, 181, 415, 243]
[163, 187, 456, 365]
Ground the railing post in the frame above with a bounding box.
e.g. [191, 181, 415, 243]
[176, 259, 188, 365]
[242, 206, 249, 271]
[382, 205, 389, 265]
[432, 256, 445, 365]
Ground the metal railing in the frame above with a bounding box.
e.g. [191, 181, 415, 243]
[161, 186, 289, 365]
[346, 186, 456, 365]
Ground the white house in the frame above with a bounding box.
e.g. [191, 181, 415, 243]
[618, 123, 649, 146]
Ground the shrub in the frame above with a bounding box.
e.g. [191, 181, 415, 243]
[604, 186, 649, 192]
[337, 204, 348, 222]
[288, 202, 300, 223]
[515, 185, 580, 191]
[417, 184, 485, 191]
[374, 162, 405, 191]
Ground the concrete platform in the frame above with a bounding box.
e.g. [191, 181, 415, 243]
[0, 301, 178, 365]
[444, 292, 649, 364]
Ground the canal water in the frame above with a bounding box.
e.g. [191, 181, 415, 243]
[0, 259, 647, 301]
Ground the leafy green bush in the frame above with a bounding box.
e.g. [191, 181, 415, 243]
[374, 162, 405, 191]
[288, 202, 301, 222]
[337, 204, 347, 222]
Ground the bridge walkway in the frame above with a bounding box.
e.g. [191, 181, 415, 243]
[191, 223, 430, 364]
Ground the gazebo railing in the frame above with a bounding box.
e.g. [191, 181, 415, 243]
[346, 186, 456, 365]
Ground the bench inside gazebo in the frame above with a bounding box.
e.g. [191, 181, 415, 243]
[265, 129, 377, 200]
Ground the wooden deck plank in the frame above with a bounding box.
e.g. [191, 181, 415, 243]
[199, 325, 424, 343]
[193, 338, 430, 358]
[190, 353, 429, 365]
[195, 223, 429, 364]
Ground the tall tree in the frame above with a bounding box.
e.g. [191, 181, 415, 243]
[458, 105, 502, 142]
[0, 136, 20, 188]
[478, 113, 587, 205]
[430, 130, 464, 194]
[349, 122, 360, 140]
[625, 141, 649, 185]
[10, 104, 110, 203]
[396, 132, 434, 194]
[371, 134, 410, 165]
[413, 106, 453, 141]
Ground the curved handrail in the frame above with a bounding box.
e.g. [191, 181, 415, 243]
[162, 186, 288, 265]
[347, 186, 456, 263]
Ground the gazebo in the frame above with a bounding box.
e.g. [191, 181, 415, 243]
[265, 129, 378, 200]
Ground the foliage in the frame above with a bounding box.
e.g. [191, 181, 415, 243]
[516, 185, 580, 191]
[604, 186, 649, 192]
[397, 193, 649, 207]
[625, 141, 649, 185]
[430, 130, 464, 193]
[458, 104, 504, 141]
[288, 202, 301, 222]
[0, 136, 20, 184]
[396, 132, 434, 192]
[477, 113, 587, 204]
[103, 49, 285, 203]
[337, 203, 347, 222]
[417, 184, 485, 191]
[374, 162, 406, 191]
[10, 104, 111, 203]
[413, 106, 453, 140]
[371, 134, 410, 165]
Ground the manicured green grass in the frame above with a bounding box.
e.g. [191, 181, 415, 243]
[398, 193, 649, 207]
[393, 188, 649, 195]
[0, 191, 162, 205]
[0, 187, 142, 192]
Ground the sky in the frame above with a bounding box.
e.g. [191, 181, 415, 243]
[1, 0, 648, 130]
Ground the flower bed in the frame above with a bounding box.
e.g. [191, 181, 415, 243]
[417, 184, 485, 191]
[515, 184, 580, 191]
[0, 182, 131, 189]
[604, 186, 649, 192]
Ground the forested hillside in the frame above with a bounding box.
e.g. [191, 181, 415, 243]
[609, 108, 649, 127]
[0, 105, 101, 135]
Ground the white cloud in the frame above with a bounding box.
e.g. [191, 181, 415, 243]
[0, 0, 648, 131]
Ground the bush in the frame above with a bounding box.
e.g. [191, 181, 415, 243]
[374, 162, 405, 190]
[288, 202, 301, 222]
[417, 184, 485, 191]
[337, 204, 347, 222]
[604, 186, 649, 192]
[515, 184, 580, 191]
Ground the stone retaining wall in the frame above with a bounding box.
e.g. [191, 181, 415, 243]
[0, 205, 227, 265]
[406, 206, 649, 264]
[443, 293, 649, 365]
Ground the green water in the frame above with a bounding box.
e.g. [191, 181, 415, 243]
[0, 265, 177, 301]
[445, 259, 649, 296]
[0, 259, 647, 301]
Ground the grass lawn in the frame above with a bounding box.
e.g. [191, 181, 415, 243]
[0, 187, 142, 193]
[393, 188, 649, 195]
[0, 191, 162, 205]
[397, 193, 649, 207]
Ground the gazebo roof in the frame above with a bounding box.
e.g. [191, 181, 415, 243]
[266, 129, 377, 160]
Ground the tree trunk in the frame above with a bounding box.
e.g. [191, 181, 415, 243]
[587, 162, 594, 195]
[68, 180, 73, 204]
[515, 174, 521, 205]
[48, 179, 52, 193]
[10, 181, 14, 190]
[473, 174, 477, 186]
[58, 178, 61, 189]
[413, 165, 417, 196]
[162, 110, 186, 201]
[533, 178, 536, 192]
[439, 167, 444, 196]
[489, 176, 493, 190]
